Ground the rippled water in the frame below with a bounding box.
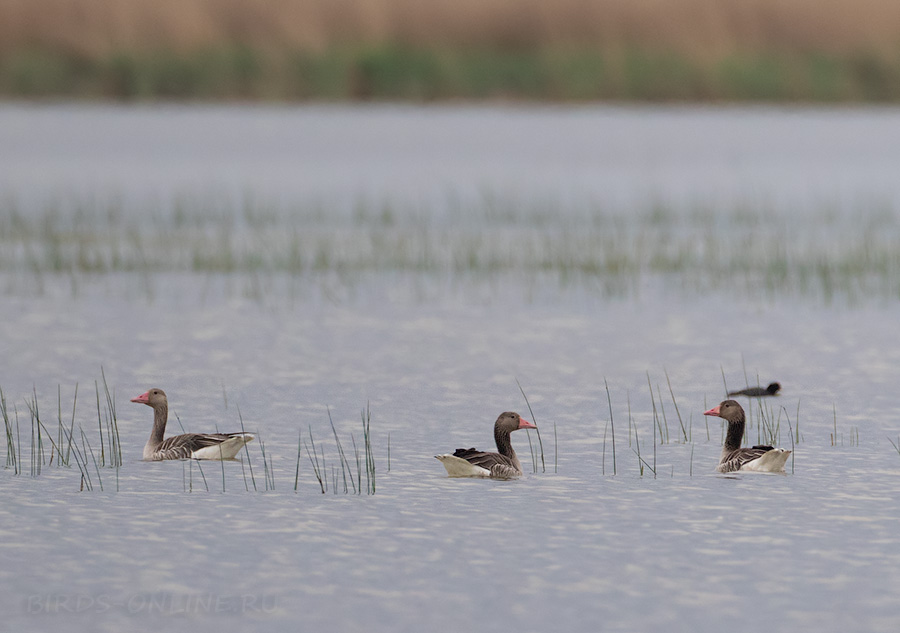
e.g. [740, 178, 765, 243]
[2, 105, 900, 632]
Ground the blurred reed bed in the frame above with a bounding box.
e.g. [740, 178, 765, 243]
[2, 0, 900, 100]
[2, 195, 900, 302]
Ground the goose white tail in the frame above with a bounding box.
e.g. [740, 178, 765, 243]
[740, 448, 791, 473]
[434, 454, 491, 478]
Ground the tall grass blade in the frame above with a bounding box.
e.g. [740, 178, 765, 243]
[195, 459, 209, 492]
[553, 422, 558, 474]
[31, 413, 64, 475]
[100, 367, 122, 467]
[361, 403, 375, 494]
[94, 381, 106, 467]
[259, 434, 274, 491]
[66, 384, 78, 465]
[516, 378, 545, 473]
[328, 407, 355, 494]
[320, 444, 328, 493]
[887, 436, 900, 456]
[25, 388, 46, 476]
[218, 437, 226, 492]
[351, 434, 362, 495]
[664, 368, 688, 442]
[1, 387, 17, 474]
[832, 403, 838, 446]
[601, 419, 607, 475]
[305, 426, 325, 493]
[15, 406, 21, 477]
[655, 383, 670, 444]
[238, 407, 257, 491]
[604, 378, 616, 475]
[525, 425, 537, 473]
[60, 421, 91, 490]
[81, 427, 103, 491]
[294, 428, 302, 492]
[54, 385, 62, 467]
[783, 407, 796, 474]
[647, 373, 657, 478]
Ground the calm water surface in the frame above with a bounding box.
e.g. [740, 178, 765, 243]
[1, 104, 900, 632]
[4, 103, 900, 214]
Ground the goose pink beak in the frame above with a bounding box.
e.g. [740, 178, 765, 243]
[703, 405, 721, 417]
[518, 418, 537, 430]
[130, 391, 150, 404]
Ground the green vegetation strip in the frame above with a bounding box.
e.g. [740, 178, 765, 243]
[4, 46, 900, 102]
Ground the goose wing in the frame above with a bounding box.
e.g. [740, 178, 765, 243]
[717, 445, 776, 473]
[452, 447, 518, 472]
[155, 432, 241, 460]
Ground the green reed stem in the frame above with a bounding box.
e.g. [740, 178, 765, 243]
[664, 368, 688, 442]
[238, 407, 256, 491]
[516, 378, 545, 473]
[294, 428, 302, 492]
[604, 378, 616, 475]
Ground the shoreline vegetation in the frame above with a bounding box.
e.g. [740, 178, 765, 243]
[3, 0, 900, 102]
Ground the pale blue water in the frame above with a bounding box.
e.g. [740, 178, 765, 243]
[4, 103, 900, 215]
[2, 105, 900, 633]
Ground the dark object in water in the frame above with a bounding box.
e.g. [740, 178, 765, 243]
[727, 382, 781, 397]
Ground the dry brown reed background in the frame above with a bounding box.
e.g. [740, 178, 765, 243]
[3, 0, 900, 57]
[2, 0, 900, 100]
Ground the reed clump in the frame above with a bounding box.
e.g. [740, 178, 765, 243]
[0, 377, 121, 490]
[3, 0, 900, 101]
[296, 406, 376, 495]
